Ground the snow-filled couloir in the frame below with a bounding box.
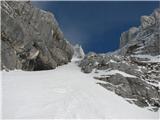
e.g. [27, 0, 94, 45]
[2, 58, 159, 119]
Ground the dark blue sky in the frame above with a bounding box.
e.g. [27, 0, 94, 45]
[32, 1, 159, 53]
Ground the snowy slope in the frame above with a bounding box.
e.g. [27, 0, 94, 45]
[2, 59, 159, 119]
[131, 54, 160, 63]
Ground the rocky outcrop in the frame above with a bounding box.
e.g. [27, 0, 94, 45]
[120, 27, 139, 48]
[119, 8, 160, 56]
[79, 9, 160, 111]
[73, 44, 85, 58]
[80, 53, 160, 111]
[1, 1, 74, 71]
[96, 74, 160, 110]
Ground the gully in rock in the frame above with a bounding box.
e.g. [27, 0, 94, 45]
[1, 1, 160, 119]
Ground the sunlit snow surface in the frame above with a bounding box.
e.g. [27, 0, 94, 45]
[131, 54, 160, 63]
[2, 59, 159, 119]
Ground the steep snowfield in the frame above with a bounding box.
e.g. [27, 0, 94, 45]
[2, 59, 159, 119]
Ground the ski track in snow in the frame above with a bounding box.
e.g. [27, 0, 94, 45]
[1, 59, 159, 119]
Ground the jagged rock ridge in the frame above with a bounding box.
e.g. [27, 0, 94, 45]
[79, 9, 160, 111]
[119, 8, 160, 56]
[1, 1, 74, 71]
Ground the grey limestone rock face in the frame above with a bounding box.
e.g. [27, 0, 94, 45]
[120, 27, 139, 48]
[119, 8, 160, 56]
[79, 9, 160, 111]
[80, 53, 160, 111]
[96, 73, 160, 110]
[1, 1, 74, 71]
[141, 15, 156, 29]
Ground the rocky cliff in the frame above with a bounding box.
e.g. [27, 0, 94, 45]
[119, 8, 160, 56]
[79, 9, 160, 111]
[1, 1, 74, 71]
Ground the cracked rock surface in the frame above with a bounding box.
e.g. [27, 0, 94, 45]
[1, 1, 74, 71]
[79, 9, 160, 111]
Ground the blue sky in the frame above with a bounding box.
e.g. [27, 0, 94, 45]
[32, 1, 159, 53]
